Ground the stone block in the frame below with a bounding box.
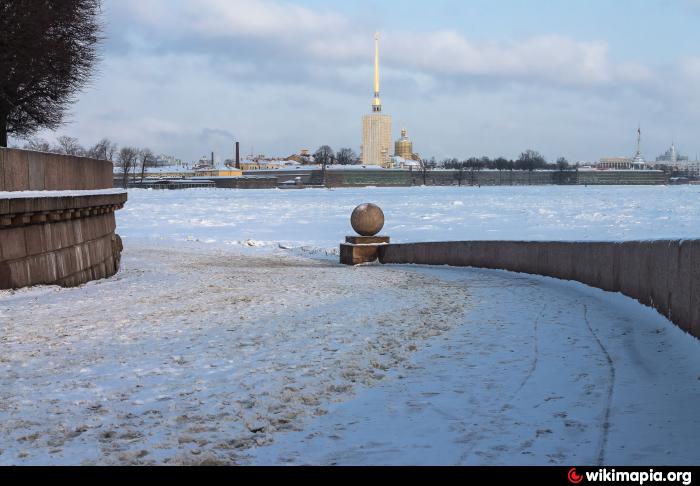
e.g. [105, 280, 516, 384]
[0, 148, 5, 191]
[0, 227, 27, 261]
[688, 241, 700, 338]
[668, 240, 693, 334]
[0, 261, 10, 288]
[340, 243, 381, 265]
[28, 153, 46, 190]
[3, 149, 28, 191]
[24, 224, 52, 256]
[345, 235, 390, 245]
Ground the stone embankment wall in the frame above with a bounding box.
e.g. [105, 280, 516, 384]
[1, 148, 114, 191]
[239, 169, 668, 188]
[379, 240, 699, 339]
[324, 169, 668, 187]
[0, 148, 126, 289]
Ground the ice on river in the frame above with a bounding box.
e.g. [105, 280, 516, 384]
[118, 185, 700, 253]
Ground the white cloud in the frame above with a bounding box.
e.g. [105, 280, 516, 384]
[120, 0, 347, 41]
[115, 0, 653, 89]
[24, 0, 696, 163]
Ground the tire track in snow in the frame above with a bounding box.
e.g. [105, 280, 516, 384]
[505, 303, 547, 405]
[583, 303, 616, 465]
[456, 294, 548, 464]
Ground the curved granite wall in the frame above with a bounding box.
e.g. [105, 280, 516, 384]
[0, 148, 126, 289]
[1, 148, 114, 191]
[378, 240, 699, 339]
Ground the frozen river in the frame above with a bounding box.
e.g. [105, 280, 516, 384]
[118, 185, 700, 253]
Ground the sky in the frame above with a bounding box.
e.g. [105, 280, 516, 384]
[18, 0, 700, 162]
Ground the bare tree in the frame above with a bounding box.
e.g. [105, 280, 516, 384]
[54, 136, 85, 156]
[23, 137, 52, 153]
[314, 145, 335, 186]
[87, 138, 118, 161]
[336, 147, 358, 165]
[314, 145, 335, 169]
[0, 0, 104, 147]
[118, 147, 139, 189]
[139, 148, 155, 182]
[418, 157, 435, 186]
[516, 149, 547, 171]
[453, 162, 467, 186]
[465, 157, 484, 186]
[494, 157, 511, 172]
[556, 157, 570, 171]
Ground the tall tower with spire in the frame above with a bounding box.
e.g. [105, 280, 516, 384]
[372, 33, 382, 113]
[632, 125, 646, 169]
[362, 33, 392, 167]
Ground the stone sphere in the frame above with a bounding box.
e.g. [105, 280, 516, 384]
[351, 203, 385, 236]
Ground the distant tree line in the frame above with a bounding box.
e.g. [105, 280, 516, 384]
[311, 146, 360, 168]
[441, 150, 572, 172]
[306, 147, 574, 174]
[22, 136, 156, 188]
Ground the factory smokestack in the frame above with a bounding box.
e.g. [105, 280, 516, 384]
[235, 142, 240, 169]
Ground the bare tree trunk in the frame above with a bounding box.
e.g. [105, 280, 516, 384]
[122, 163, 129, 189]
[0, 114, 7, 148]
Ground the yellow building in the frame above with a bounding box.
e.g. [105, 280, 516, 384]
[361, 33, 393, 167]
[394, 129, 420, 161]
[194, 168, 243, 177]
[362, 115, 392, 167]
[240, 160, 290, 170]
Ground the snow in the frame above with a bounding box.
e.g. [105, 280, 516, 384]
[119, 185, 700, 255]
[2, 185, 700, 465]
[0, 189, 126, 199]
[247, 267, 700, 465]
[0, 243, 469, 465]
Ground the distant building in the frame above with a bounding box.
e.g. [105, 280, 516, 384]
[194, 168, 243, 177]
[285, 149, 314, 165]
[241, 158, 303, 170]
[391, 156, 421, 169]
[598, 157, 634, 170]
[656, 143, 689, 164]
[154, 155, 182, 167]
[675, 161, 700, 177]
[630, 126, 647, 169]
[598, 127, 649, 170]
[394, 129, 420, 161]
[193, 156, 214, 170]
[361, 33, 393, 168]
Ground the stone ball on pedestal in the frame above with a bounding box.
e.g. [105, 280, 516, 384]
[351, 203, 385, 236]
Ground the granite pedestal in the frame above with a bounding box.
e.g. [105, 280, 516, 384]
[340, 235, 390, 265]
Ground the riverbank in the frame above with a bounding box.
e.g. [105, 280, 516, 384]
[3, 244, 699, 465]
[0, 243, 469, 465]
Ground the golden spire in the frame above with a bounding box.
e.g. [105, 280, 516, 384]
[372, 32, 381, 113]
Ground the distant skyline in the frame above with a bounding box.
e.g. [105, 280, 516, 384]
[15, 0, 700, 162]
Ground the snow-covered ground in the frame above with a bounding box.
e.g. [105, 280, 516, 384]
[2, 186, 700, 465]
[0, 188, 126, 199]
[118, 185, 700, 254]
[248, 267, 700, 465]
[0, 243, 469, 465]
